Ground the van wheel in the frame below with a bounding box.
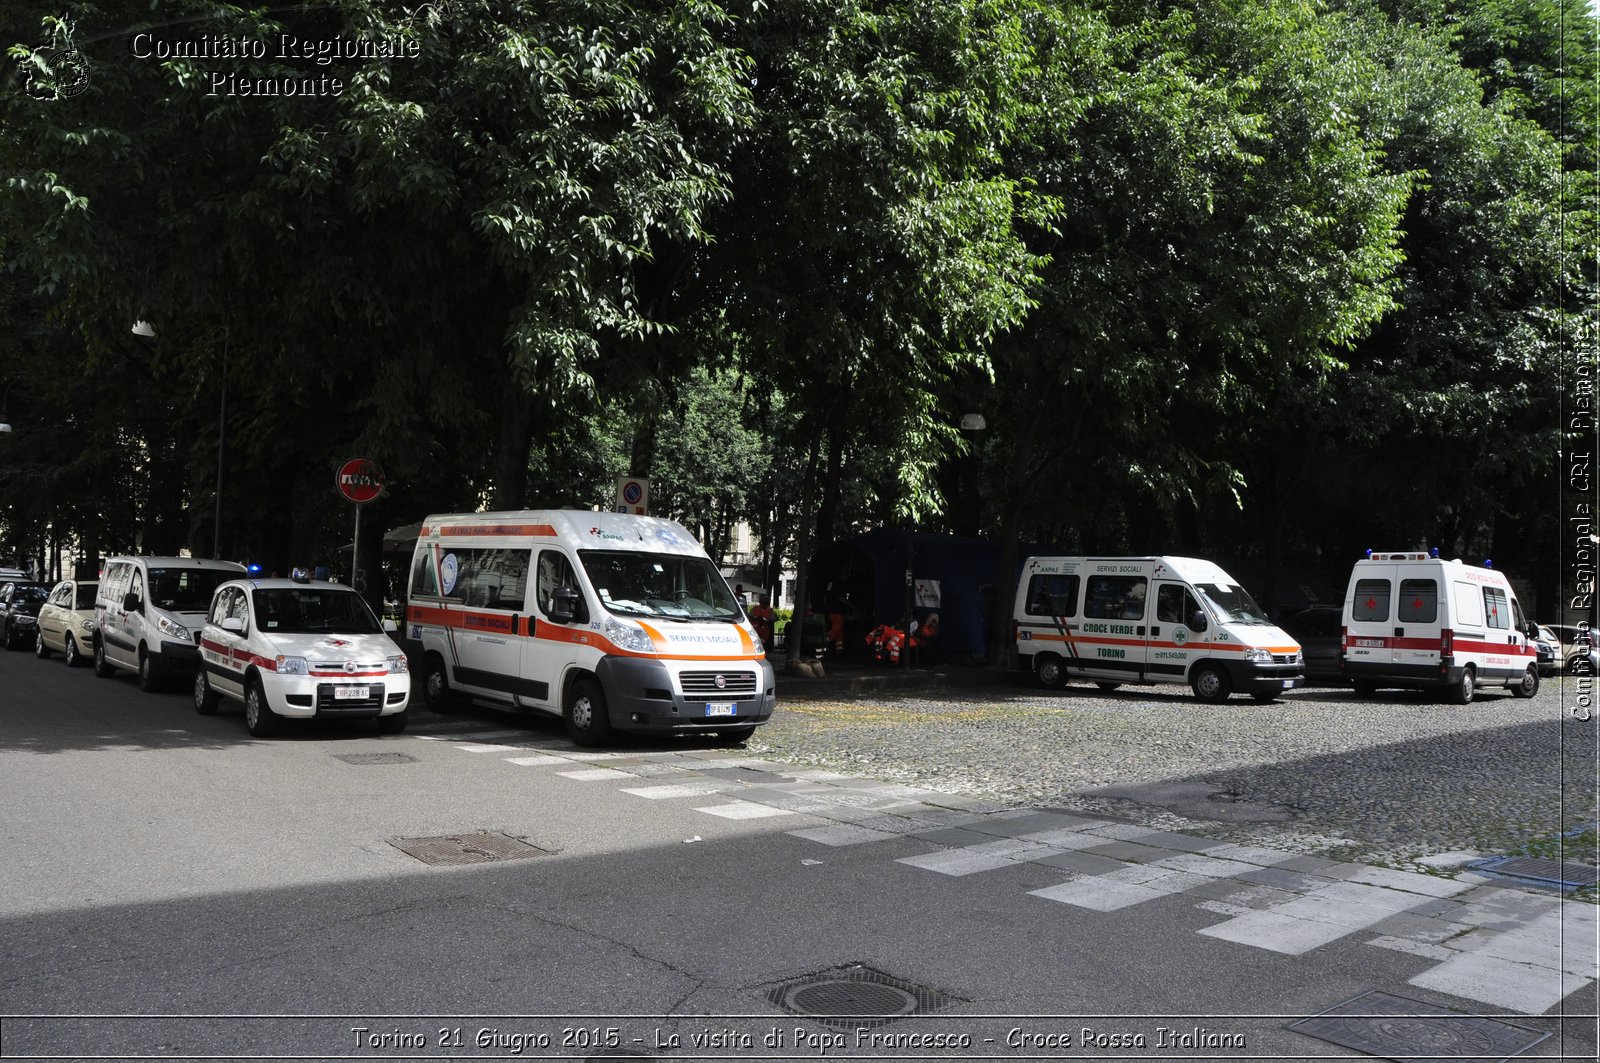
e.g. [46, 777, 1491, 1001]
[194, 669, 220, 715]
[1510, 665, 1539, 699]
[1448, 666, 1476, 705]
[244, 679, 279, 737]
[1035, 654, 1065, 689]
[1191, 663, 1231, 703]
[34, 630, 50, 659]
[564, 677, 613, 748]
[137, 649, 161, 692]
[93, 638, 116, 677]
[422, 656, 457, 714]
[64, 634, 82, 668]
[1094, 681, 1121, 692]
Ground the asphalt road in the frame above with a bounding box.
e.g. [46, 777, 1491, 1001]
[1, 649, 1595, 1062]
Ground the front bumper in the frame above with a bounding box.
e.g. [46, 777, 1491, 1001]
[1221, 660, 1304, 695]
[151, 638, 200, 674]
[263, 673, 411, 719]
[597, 656, 776, 733]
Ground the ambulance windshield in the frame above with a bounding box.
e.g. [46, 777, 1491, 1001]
[1195, 583, 1272, 625]
[579, 551, 742, 621]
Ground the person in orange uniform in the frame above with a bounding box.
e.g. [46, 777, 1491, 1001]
[748, 594, 776, 654]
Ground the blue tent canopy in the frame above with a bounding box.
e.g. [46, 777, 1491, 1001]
[808, 529, 1008, 659]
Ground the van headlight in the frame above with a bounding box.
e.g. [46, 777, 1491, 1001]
[275, 655, 309, 675]
[750, 630, 765, 654]
[1243, 648, 1272, 663]
[157, 616, 189, 640]
[604, 616, 654, 654]
[386, 654, 409, 674]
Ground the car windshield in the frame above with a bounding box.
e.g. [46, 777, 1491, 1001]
[150, 568, 236, 612]
[252, 587, 382, 635]
[1195, 583, 1273, 625]
[579, 550, 740, 621]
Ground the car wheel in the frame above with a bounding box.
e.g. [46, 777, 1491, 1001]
[93, 638, 116, 678]
[376, 710, 409, 735]
[714, 725, 757, 745]
[564, 677, 613, 748]
[64, 634, 81, 668]
[34, 629, 50, 659]
[137, 649, 161, 693]
[244, 679, 279, 737]
[194, 669, 220, 715]
[422, 656, 456, 714]
[1448, 666, 1476, 705]
[1191, 663, 1231, 703]
[1035, 653, 1064, 689]
[1094, 681, 1121, 692]
[1510, 665, 1539, 699]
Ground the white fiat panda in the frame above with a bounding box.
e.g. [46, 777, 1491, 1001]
[195, 575, 411, 736]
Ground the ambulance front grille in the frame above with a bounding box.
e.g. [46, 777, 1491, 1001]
[1273, 652, 1301, 665]
[680, 671, 758, 695]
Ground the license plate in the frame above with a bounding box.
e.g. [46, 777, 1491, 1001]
[1282, 680, 1293, 688]
[1355, 638, 1385, 647]
[335, 685, 370, 700]
[704, 702, 735, 716]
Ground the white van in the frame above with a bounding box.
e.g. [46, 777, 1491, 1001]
[407, 511, 776, 745]
[1012, 556, 1304, 702]
[94, 556, 247, 690]
[1339, 551, 1540, 702]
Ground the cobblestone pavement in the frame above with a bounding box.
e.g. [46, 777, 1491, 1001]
[751, 677, 1598, 870]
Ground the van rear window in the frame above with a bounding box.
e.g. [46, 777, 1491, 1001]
[1024, 574, 1078, 617]
[1483, 587, 1510, 630]
[1397, 579, 1438, 623]
[1352, 579, 1390, 622]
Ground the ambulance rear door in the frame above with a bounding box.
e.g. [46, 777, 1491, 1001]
[1345, 563, 1398, 668]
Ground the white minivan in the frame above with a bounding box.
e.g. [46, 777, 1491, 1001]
[94, 556, 246, 690]
[407, 510, 776, 745]
[1340, 551, 1540, 702]
[1013, 556, 1304, 701]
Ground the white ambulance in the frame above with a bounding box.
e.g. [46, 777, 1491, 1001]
[406, 510, 776, 746]
[1012, 556, 1304, 702]
[1339, 551, 1540, 702]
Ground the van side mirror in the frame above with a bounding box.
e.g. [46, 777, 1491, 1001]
[1189, 610, 1209, 633]
[122, 592, 140, 612]
[551, 586, 580, 624]
[221, 616, 245, 634]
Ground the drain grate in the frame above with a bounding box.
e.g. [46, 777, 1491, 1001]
[761, 963, 963, 1030]
[1471, 855, 1598, 890]
[334, 752, 417, 765]
[1288, 990, 1549, 1061]
[390, 832, 552, 866]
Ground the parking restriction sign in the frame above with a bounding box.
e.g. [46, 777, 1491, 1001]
[615, 477, 649, 515]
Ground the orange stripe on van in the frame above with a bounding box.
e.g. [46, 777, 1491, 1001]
[431, 523, 558, 538]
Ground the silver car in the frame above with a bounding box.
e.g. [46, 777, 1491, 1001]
[35, 579, 98, 667]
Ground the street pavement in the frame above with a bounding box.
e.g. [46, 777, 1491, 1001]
[1, 649, 1596, 1061]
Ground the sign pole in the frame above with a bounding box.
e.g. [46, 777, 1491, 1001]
[336, 457, 385, 597]
[352, 503, 362, 592]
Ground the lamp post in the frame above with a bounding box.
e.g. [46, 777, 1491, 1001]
[132, 320, 229, 560]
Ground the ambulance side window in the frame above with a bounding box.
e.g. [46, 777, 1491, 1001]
[443, 548, 530, 609]
[1483, 587, 1509, 630]
[1352, 579, 1390, 622]
[536, 551, 587, 623]
[1156, 585, 1200, 625]
[1397, 579, 1438, 624]
[1085, 576, 1146, 620]
[410, 547, 439, 599]
[1024, 574, 1078, 617]
[1452, 581, 1485, 628]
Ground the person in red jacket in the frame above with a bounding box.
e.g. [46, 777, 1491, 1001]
[748, 595, 776, 654]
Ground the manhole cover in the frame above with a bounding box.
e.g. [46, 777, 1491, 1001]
[1473, 856, 1598, 890]
[334, 752, 417, 765]
[1288, 990, 1550, 1061]
[762, 963, 962, 1029]
[390, 832, 551, 865]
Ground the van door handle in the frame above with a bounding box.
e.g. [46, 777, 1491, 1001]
[1394, 627, 1404, 637]
[1137, 626, 1146, 636]
[1150, 626, 1160, 638]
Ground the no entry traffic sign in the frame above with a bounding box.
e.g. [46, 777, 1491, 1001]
[337, 457, 384, 505]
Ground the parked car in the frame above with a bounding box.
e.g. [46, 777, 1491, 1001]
[94, 556, 245, 690]
[0, 581, 50, 650]
[194, 576, 411, 737]
[1546, 624, 1596, 675]
[1534, 625, 1559, 678]
[35, 579, 98, 666]
[1276, 606, 1344, 685]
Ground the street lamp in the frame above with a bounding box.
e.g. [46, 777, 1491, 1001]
[131, 320, 229, 559]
